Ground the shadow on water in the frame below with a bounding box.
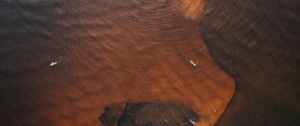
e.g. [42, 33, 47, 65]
[199, 0, 300, 125]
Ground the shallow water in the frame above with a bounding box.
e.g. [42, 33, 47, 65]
[0, 0, 235, 126]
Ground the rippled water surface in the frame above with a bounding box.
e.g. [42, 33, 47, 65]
[1, 0, 237, 126]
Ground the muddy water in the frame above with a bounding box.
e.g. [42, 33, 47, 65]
[0, 0, 234, 126]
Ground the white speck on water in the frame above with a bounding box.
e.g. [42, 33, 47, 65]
[49, 61, 58, 67]
[189, 59, 197, 67]
[189, 119, 196, 125]
[163, 118, 169, 123]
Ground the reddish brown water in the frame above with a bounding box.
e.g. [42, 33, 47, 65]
[0, 0, 234, 126]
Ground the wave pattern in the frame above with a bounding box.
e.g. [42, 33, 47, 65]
[0, 0, 234, 126]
